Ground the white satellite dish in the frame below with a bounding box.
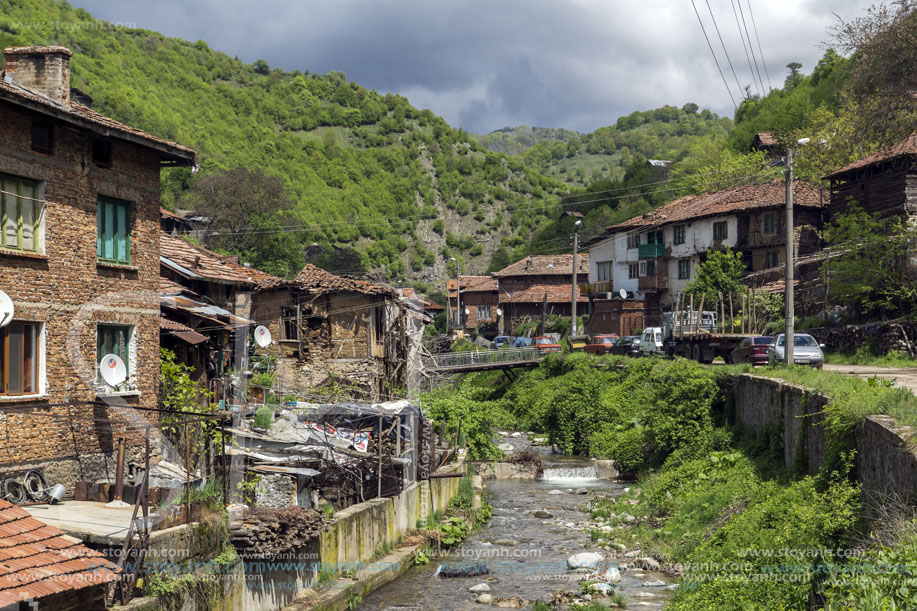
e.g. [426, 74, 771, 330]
[464, 307, 470, 315]
[254, 325, 272, 348]
[100, 354, 127, 387]
[496, 308, 503, 317]
[0, 290, 13, 328]
[618, 288, 628, 300]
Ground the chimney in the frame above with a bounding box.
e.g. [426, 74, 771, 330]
[3, 46, 72, 107]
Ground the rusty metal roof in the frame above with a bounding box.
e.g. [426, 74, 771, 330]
[0, 499, 120, 606]
[824, 132, 917, 179]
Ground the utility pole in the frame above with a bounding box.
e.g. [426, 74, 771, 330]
[785, 147, 795, 365]
[571, 219, 582, 336]
[452, 258, 462, 332]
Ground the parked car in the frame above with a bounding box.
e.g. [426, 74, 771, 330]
[608, 335, 642, 358]
[493, 336, 511, 349]
[532, 336, 562, 354]
[729, 336, 774, 365]
[510, 336, 532, 348]
[639, 327, 665, 356]
[767, 333, 825, 368]
[584, 334, 620, 355]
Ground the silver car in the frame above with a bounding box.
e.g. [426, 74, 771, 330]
[767, 333, 825, 368]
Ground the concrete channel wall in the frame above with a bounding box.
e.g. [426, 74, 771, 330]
[730, 374, 917, 500]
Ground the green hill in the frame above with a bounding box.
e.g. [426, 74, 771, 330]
[0, 0, 568, 282]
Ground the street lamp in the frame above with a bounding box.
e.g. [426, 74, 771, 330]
[450, 256, 461, 331]
[784, 137, 810, 365]
[571, 219, 583, 337]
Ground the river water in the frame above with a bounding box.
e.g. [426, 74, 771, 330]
[360, 441, 676, 610]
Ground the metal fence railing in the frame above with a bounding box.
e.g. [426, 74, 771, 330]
[423, 346, 541, 371]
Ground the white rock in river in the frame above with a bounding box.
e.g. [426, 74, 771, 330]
[510, 431, 523, 438]
[642, 579, 667, 587]
[476, 593, 493, 604]
[547, 489, 566, 495]
[567, 551, 604, 570]
[602, 566, 622, 582]
[635, 557, 661, 571]
[469, 583, 491, 593]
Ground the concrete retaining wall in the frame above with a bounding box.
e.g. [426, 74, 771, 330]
[730, 374, 917, 500]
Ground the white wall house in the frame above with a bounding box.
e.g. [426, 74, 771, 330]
[586, 230, 642, 299]
[663, 215, 738, 299]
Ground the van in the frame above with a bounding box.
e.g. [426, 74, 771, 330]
[639, 327, 664, 356]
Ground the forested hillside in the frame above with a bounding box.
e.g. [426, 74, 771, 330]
[0, 0, 567, 281]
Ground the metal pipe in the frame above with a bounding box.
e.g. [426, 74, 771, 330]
[114, 437, 125, 501]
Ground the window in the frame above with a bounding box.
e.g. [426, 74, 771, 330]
[596, 261, 613, 282]
[713, 221, 728, 240]
[673, 224, 686, 245]
[678, 259, 691, 280]
[639, 260, 656, 277]
[628, 263, 638, 279]
[478, 305, 492, 320]
[92, 139, 113, 168]
[627, 233, 639, 249]
[765, 250, 780, 268]
[31, 121, 53, 154]
[97, 324, 131, 385]
[1, 174, 41, 253]
[97, 196, 131, 264]
[1, 322, 41, 396]
[281, 306, 299, 341]
[763, 212, 776, 234]
[646, 229, 663, 244]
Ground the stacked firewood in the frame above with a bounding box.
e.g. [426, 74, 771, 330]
[229, 507, 328, 559]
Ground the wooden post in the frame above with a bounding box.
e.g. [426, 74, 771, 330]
[540, 292, 548, 336]
[688, 294, 694, 336]
[746, 287, 752, 334]
[718, 292, 725, 334]
[695, 294, 705, 334]
[114, 437, 125, 502]
[220, 416, 228, 506]
[456, 416, 464, 450]
[377, 414, 384, 498]
[752, 286, 757, 334]
[677, 292, 685, 339]
[741, 294, 747, 334]
[184, 423, 191, 524]
[729, 292, 734, 333]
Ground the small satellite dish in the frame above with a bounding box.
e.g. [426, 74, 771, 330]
[464, 307, 470, 315]
[0, 290, 12, 328]
[100, 354, 127, 387]
[254, 325, 272, 348]
[619, 288, 628, 300]
[496, 308, 503, 317]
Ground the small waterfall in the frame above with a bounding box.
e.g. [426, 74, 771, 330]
[540, 465, 597, 480]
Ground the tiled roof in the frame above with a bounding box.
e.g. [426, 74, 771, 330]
[0, 499, 120, 606]
[0, 53, 194, 164]
[160, 233, 283, 289]
[605, 179, 822, 233]
[160, 207, 190, 222]
[448, 276, 498, 298]
[294, 264, 393, 296]
[824, 132, 917, 178]
[755, 132, 777, 146]
[499, 284, 588, 304]
[493, 254, 589, 278]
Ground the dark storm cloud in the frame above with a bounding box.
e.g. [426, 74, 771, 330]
[70, 0, 876, 133]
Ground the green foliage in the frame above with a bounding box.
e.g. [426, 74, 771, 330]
[436, 516, 471, 547]
[822, 204, 917, 319]
[685, 247, 746, 307]
[253, 406, 273, 430]
[451, 476, 475, 509]
[413, 548, 431, 565]
[158, 348, 220, 459]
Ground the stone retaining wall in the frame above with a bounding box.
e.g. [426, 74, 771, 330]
[807, 321, 917, 356]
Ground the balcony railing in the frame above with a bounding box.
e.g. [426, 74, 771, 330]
[578, 281, 613, 296]
[638, 243, 665, 259]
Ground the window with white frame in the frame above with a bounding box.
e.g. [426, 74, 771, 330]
[763, 212, 777, 234]
[765, 250, 780, 268]
[596, 261, 613, 282]
[639, 260, 656, 277]
[628, 263, 638, 279]
[627, 233, 639, 249]
[713, 221, 728, 240]
[478, 305, 492, 320]
[1, 321, 42, 396]
[678, 259, 691, 280]
[673, 224, 686, 245]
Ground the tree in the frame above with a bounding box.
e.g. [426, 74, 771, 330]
[184, 168, 305, 278]
[785, 62, 803, 89]
[685, 247, 746, 307]
[821, 204, 917, 319]
[682, 102, 699, 114]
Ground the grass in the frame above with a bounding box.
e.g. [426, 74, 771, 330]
[824, 348, 917, 367]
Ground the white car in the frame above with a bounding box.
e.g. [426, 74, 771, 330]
[767, 333, 825, 368]
[639, 327, 664, 356]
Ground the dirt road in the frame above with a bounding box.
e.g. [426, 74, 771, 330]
[823, 363, 917, 394]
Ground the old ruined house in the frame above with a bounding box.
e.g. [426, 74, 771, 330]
[250, 264, 408, 401]
[447, 275, 499, 337]
[0, 46, 195, 491]
[493, 254, 588, 335]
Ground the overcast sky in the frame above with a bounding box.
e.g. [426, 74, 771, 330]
[72, 0, 875, 134]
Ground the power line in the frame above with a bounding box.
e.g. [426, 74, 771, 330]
[704, 0, 746, 100]
[689, 0, 739, 109]
[736, 0, 766, 96]
[745, 0, 772, 91]
[730, 0, 761, 97]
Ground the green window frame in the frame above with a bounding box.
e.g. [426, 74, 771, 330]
[97, 196, 131, 264]
[1, 174, 41, 253]
[97, 324, 131, 384]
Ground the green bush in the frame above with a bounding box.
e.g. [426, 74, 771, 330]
[590, 425, 645, 476]
[253, 406, 273, 429]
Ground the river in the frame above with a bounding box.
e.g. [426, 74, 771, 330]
[360, 440, 676, 610]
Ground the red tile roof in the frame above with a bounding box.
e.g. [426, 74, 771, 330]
[448, 276, 498, 298]
[605, 179, 822, 233]
[0, 49, 194, 164]
[499, 284, 588, 304]
[0, 499, 120, 606]
[294, 264, 394, 296]
[493, 254, 589, 278]
[755, 132, 777, 147]
[824, 132, 917, 179]
[160, 233, 283, 288]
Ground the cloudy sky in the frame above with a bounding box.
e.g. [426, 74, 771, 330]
[73, 0, 875, 134]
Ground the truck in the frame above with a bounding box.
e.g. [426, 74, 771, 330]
[640, 311, 753, 363]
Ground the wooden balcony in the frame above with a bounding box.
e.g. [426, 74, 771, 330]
[578, 281, 613, 296]
[638, 272, 668, 291]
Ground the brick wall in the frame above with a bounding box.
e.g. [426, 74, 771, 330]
[0, 100, 162, 485]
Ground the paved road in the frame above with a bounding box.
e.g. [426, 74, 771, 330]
[823, 363, 917, 394]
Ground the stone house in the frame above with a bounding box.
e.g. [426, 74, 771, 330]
[448, 275, 499, 337]
[249, 264, 408, 401]
[492, 254, 588, 335]
[0, 46, 195, 490]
